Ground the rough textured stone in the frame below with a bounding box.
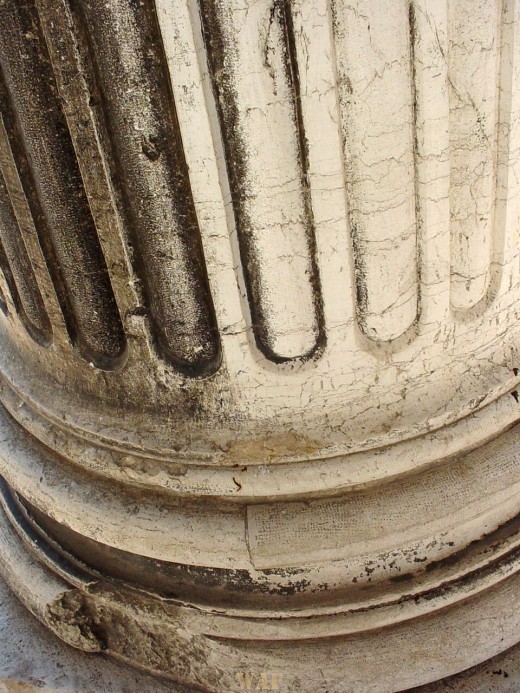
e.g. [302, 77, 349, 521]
[2, 573, 520, 692]
[0, 0, 519, 690]
[0, 575, 189, 692]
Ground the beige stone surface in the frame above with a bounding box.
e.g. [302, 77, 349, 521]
[0, 577, 189, 693]
[1, 566, 520, 693]
[1, 0, 520, 689]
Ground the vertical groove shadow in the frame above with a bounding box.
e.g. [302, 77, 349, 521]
[72, 0, 221, 377]
[0, 170, 51, 346]
[0, 242, 12, 317]
[0, 0, 126, 370]
[332, 0, 420, 343]
[0, 281, 7, 315]
[198, 0, 324, 363]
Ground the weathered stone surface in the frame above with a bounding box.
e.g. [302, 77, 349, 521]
[0, 575, 189, 692]
[2, 572, 520, 692]
[0, 0, 519, 690]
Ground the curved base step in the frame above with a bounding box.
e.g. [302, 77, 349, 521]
[1, 475, 520, 692]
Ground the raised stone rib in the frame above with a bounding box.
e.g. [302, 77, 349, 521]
[449, 0, 511, 313]
[0, 0, 126, 369]
[332, 0, 420, 343]
[199, 0, 324, 362]
[71, 0, 221, 377]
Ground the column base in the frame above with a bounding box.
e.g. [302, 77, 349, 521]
[2, 469, 520, 691]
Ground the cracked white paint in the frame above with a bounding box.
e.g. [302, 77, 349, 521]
[449, 0, 506, 311]
[332, 0, 419, 341]
[0, 0, 517, 483]
[194, 0, 322, 360]
[0, 1, 520, 690]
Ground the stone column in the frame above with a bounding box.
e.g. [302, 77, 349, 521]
[0, 0, 519, 690]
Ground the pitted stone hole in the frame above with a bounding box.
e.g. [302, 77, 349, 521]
[47, 590, 106, 653]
